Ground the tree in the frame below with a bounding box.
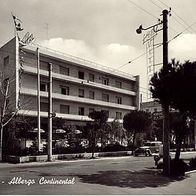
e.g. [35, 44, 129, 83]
[88, 110, 109, 158]
[151, 60, 196, 113]
[110, 119, 127, 145]
[170, 112, 190, 160]
[0, 77, 18, 161]
[3, 116, 37, 156]
[123, 110, 151, 154]
[150, 59, 196, 160]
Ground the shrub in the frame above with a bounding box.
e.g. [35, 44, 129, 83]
[189, 156, 196, 170]
[170, 159, 189, 176]
[102, 143, 126, 152]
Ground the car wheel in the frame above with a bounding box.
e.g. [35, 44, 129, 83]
[145, 150, 151, 156]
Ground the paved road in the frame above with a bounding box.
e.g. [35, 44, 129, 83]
[0, 155, 196, 195]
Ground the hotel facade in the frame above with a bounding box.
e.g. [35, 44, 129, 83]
[0, 37, 139, 127]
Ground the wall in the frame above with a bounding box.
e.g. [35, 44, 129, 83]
[0, 37, 17, 112]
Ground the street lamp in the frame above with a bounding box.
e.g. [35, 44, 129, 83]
[136, 21, 163, 35]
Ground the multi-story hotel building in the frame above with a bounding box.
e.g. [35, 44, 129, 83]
[0, 37, 139, 126]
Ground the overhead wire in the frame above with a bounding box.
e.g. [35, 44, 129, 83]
[149, 0, 163, 11]
[155, 0, 196, 33]
[148, 0, 178, 34]
[127, 0, 159, 20]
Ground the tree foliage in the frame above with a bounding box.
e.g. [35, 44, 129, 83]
[150, 59, 196, 115]
[110, 119, 127, 145]
[150, 59, 196, 160]
[170, 112, 190, 160]
[123, 110, 151, 152]
[88, 110, 109, 157]
[123, 110, 151, 133]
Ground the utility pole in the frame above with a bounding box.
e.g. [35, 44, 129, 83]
[48, 63, 53, 161]
[37, 48, 41, 153]
[162, 9, 170, 176]
[136, 9, 170, 176]
[194, 120, 196, 150]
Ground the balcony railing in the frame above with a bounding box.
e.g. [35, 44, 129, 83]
[24, 43, 136, 81]
[23, 65, 136, 96]
[20, 87, 136, 110]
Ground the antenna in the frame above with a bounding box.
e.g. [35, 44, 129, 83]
[44, 23, 49, 40]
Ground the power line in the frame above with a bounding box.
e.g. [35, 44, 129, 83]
[168, 22, 196, 43]
[149, 0, 163, 11]
[155, 0, 196, 33]
[117, 52, 146, 69]
[117, 19, 196, 71]
[155, 0, 168, 8]
[127, 0, 159, 20]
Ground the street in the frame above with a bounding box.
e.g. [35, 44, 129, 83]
[0, 155, 196, 195]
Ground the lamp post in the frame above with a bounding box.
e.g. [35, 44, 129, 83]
[48, 63, 53, 161]
[136, 9, 170, 176]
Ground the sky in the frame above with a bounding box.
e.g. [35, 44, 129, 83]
[0, 0, 196, 102]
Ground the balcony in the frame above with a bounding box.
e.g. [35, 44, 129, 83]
[23, 44, 136, 81]
[22, 65, 136, 96]
[17, 110, 123, 123]
[20, 88, 136, 110]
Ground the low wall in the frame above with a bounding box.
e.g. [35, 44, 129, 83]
[5, 151, 132, 163]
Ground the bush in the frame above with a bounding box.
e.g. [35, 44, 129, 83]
[170, 159, 189, 176]
[189, 156, 196, 170]
[102, 143, 126, 152]
[53, 141, 87, 154]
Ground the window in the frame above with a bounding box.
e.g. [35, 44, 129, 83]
[115, 80, 122, 88]
[78, 71, 84, 79]
[78, 107, 84, 115]
[78, 89, 84, 97]
[3, 56, 9, 67]
[60, 66, 69, 75]
[154, 108, 157, 112]
[40, 82, 48, 92]
[102, 77, 109, 85]
[116, 112, 122, 119]
[89, 108, 95, 115]
[116, 96, 122, 104]
[89, 73, 95, 82]
[102, 93, 109, 102]
[40, 61, 48, 71]
[89, 91, 95, 99]
[60, 105, 70, 114]
[40, 102, 48, 112]
[61, 86, 69, 95]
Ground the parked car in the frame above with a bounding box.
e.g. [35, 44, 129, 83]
[134, 141, 162, 156]
[134, 146, 152, 156]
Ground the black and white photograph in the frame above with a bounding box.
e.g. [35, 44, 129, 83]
[0, 0, 196, 195]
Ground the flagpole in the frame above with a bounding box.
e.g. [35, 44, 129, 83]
[11, 12, 17, 38]
[37, 48, 41, 153]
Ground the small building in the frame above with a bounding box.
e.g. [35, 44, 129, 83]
[140, 101, 162, 114]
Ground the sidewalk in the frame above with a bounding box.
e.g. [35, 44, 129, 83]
[0, 150, 196, 169]
[0, 155, 134, 169]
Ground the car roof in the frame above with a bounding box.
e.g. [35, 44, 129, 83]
[145, 141, 162, 143]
